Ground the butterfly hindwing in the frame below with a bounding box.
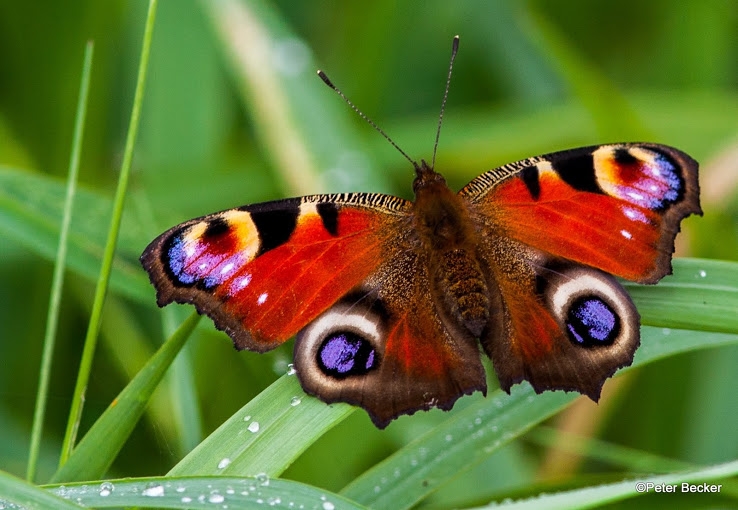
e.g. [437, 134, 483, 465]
[293, 239, 487, 428]
[477, 235, 640, 399]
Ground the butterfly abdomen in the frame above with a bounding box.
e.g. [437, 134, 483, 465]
[434, 248, 490, 337]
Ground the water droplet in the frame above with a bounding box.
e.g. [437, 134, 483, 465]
[248, 421, 260, 433]
[142, 484, 164, 497]
[243, 415, 252, 422]
[474, 417, 482, 425]
[662, 328, 672, 336]
[286, 364, 296, 375]
[176, 486, 186, 493]
[255, 472, 270, 486]
[323, 502, 335, 510]
[445, 434, 453, 442]
[290, 396, 302, 406]
[182, 496, 192, 503]
[218, 458, 231, 469]
[99, 482, 114, 497]
[373, 486, 381, 493]
[208, 493, 225, 503]
[699, 270, 707, 278]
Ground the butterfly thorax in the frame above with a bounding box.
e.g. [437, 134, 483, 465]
[412, 161, 491, 338]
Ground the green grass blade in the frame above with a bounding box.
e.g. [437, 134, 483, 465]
[625, 258, 738, 333]
[50, 312, 200, 484]
[59, 0, 159, 465]
[27, 41, 94, 483]
[469, 460, 738, 509]
[340, 325, 738, 509]
[169, 374, 354, 477]
[46, 475, 367, 509]
[0, 469, 84, 510]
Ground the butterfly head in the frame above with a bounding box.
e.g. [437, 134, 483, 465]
[413, 159, 448, 194]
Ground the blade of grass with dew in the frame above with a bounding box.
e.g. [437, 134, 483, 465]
[59, 0, 158, 466]
[27, 41, 94, 483]
[0, 469, 84, 510]
[50, 312, 200, 483]
[340, 259, 738, 510]
[169, 374, 354, 477]
[625, 258, 738, 333]
[46, 475, 368, 509]
[469, 459, 738, 510]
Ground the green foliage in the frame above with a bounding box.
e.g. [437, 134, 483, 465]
[0, 0, 737, 508]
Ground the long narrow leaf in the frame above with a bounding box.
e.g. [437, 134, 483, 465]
[47, 475, 367, 509]
[59, 0, 159, 464]
[27, 41, 94, 483]
[50, 313, 200, 483]
[0, 469, 83, 510]
[169, 374, 354, 477]
[470, 460, 738, 509]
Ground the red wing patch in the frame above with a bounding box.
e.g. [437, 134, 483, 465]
[464, 144, 701, 284]
[141, 200, 399, 352]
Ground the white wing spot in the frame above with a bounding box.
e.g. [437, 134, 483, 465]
[257, 292, 268, 305]
[622, 206, 648, 223]
[230, 273, 252, 293]
[220, 262, 234, 275]
[621, 229, 633, 239]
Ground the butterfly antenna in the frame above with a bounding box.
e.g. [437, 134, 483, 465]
[431, 35, 460, 170]
[317, 70, 419, 171]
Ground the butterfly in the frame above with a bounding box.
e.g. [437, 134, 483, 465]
[141, 141, 700, 428]
[140, 39, 701, 428]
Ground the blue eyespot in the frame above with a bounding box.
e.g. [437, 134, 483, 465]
[566, 297, 619, 347]
[318, 332, 377, 378]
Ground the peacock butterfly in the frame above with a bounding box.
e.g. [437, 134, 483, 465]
[140, 37, 701, 428]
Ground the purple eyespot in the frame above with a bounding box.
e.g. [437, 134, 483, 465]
[566, 297, 619, 347]
[317, 332, 378, 378]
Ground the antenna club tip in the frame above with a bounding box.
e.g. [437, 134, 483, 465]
[317, 70, 335, 89]
[452, 35, 460, 52]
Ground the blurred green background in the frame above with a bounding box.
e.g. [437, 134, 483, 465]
[0, 0, 736, 507]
